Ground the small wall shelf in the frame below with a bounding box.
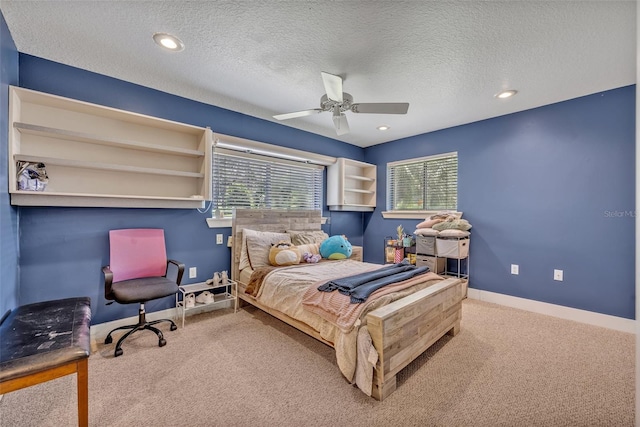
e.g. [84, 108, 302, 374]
[327, 157, 377, 211]
[9, 86, 212, 209]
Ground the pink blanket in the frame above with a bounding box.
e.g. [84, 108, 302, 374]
[302, 271, 441, 332]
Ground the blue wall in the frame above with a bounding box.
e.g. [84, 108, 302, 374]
[0, 11, 19, 315]
[16, 54, 364, 324]
[365, 87, 635, 319]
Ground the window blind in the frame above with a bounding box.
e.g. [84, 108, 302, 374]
[212, 149, 323, 217]
[387, 152, 458, 211]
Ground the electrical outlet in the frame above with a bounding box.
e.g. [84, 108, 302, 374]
[189, 267, 197, 278]
[510, 264, 519, 275]
[554, 269, 563, 281]
[216, 234, 223, 245]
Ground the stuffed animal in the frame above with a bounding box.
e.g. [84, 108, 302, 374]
[302, 252, 321, 263]
[268, 240, 301, 266]
[319, 235, 352, 260]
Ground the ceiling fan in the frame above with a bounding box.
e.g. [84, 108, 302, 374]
[273, 72, 410, 136]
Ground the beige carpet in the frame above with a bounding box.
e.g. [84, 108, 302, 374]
[0, 299, 634, 426]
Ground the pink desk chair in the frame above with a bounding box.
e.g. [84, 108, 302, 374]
[102, 229, 184, 357]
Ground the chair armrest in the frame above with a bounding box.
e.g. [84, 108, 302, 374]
[102, 266, 114, 300]
[167, 259, 185, 285]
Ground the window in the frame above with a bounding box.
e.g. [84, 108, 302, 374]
[212, 150, 324, 218]
[387, 152, 458, 212]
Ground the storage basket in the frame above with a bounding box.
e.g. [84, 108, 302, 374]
[416, 235, 437, 256]
[435, 237, 469, 259]
[416, 255, 445, 274]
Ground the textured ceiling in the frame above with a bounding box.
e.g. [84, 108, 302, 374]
[0, 1, 636, 148]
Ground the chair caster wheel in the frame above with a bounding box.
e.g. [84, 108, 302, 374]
[114, 348, 123, 357]
[159, 338, 166, 347]
[170, 324, 177, 331]
[105, 336, 113, 344]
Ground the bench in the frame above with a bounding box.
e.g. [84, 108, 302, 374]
[0, 297, 91, 427]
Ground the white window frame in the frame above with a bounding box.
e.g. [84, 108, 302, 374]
[382, 151, 459, 219]
[206, 134, 335, 228]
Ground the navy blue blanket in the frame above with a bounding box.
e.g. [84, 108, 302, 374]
[318, 260, 430, 303]
[317, 260, 414, 293]
[349, 266, 429, 303]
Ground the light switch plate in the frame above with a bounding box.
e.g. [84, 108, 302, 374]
[510, 264, 519, 275]
[189, 267, 197, 278]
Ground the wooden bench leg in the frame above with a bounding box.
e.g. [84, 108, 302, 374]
[77, 358, 89, 427]
[0, 357, 89, 426]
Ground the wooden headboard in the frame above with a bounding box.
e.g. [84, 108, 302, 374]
[231, 209, 322, 282]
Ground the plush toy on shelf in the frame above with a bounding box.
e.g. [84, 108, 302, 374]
[319, 235, 353, 260]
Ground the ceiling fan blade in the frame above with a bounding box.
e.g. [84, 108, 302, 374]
[273, 109, 322, 120]
[321, 71, 343, 103]
[332, 112, 350, 136]
[351, 102, 410, 114]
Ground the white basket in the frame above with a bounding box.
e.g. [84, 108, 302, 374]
[435, 237, 469, 259]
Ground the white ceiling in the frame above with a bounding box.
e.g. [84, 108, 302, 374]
[0, 1, 636, 148]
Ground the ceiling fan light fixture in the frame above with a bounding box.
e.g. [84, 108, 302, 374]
[274, 72, 409, 136]
[153, 33, 185, 52]
[495, 89, 518, 99]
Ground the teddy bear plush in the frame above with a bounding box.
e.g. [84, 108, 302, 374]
[268, 240, 301, 266]
[319, 235, 352, 260]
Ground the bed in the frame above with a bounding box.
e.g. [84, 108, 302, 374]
[231, 209, 465, 400]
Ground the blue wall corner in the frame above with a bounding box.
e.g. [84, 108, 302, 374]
[0, 10, 20, 315]
[364, 87, 636, 319]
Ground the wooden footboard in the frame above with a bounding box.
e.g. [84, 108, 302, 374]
[366, 277, 464, 400]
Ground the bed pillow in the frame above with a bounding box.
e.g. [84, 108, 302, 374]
[244, 229, 291, 269]
[432, 219, 472, 231]
[239, 230, 251, 271]
[413, 228, 440, 236]
[416, 218, 444, 229]
[286, 230, 329, 245]
[296, 243, 320, 256]
[430, 211, 463, 220]
[438, 229, 471, 238]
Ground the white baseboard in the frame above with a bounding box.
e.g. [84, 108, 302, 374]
[90, 301, 232, 351]
[467, 288, 635, 334]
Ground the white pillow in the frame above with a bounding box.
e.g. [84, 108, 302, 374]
[239, 230, 251, 271]
[286, 230, 329, 245]
[413, 228, 440, 236]
[437, 229, 470, 238]
[243, 229, 291, 269]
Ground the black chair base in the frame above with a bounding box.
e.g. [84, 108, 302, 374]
[105, 304, 177, 357]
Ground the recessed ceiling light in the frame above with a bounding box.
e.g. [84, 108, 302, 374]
[495, 89, 518, 99]
[152, 33, 185, 52]
[377, 125, 390, 131]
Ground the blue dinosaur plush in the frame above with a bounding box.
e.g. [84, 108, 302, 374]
[319, 235, 353, 260]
